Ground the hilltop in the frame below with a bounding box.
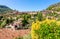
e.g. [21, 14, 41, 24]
[0, 5, 12, 13]
[46, 2, 60, 11]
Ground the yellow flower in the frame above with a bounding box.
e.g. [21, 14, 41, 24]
[50, 19, 56, 22]
[31, 19, 59, 39]
[42, 19, 51, 24]
[31, 20, 40, 39]
[57, 21, 60, 26]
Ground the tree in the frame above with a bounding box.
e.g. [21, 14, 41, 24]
[37, 12, 43, 21]
[22, 14, 29, 26]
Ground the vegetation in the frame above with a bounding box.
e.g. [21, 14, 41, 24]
[0, 20, 7, 28]
[1, 2, 60, 39]
[31, 19, 60, 39]
[15, 34, 31, 39]
[46, 2, 60, 11]
[22, 14, 30, 26]
[0, 5, 12, 13]
[37, 12, 43, 21]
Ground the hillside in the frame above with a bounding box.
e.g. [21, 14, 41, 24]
[0, 5, 12, 13]
[46, 2, 60, 11]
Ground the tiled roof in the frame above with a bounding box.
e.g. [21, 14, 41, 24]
[0, 28, 30, 39]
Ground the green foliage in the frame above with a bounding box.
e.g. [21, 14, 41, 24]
[37, 12, 43, 21]
[46, 6, 54, 10]
[46, 2, 60, 11]
[23, 14, 31, 20]
[0, 16, 3, 20]
[6, 18, 14, 24]
[22, 19, 28, 26]
[23, 34, 31, 39]
[0, 17, 14, 28]
[0, 21, 2, 25]
[0, 5, 12, 13]
[0, 20, 7, 28]
[34, 21, 60, 39]
[22, 14, 29, 26]
[54, 7, 60, 11]
[15, 34, 31, 39]
[46, 12, 58, 17]
[16, 15, 21, 20]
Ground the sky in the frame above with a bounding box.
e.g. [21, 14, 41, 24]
[0, 0, 60, 11]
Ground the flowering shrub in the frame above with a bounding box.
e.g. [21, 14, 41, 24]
[31, 19, 60, 39]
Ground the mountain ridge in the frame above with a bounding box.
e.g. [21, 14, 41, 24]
[0, 5, 12, 13]
[46, 2, 60, 11]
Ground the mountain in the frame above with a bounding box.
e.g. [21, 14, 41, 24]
[0, 5, 12, 13]
[46, 2, 60, 11]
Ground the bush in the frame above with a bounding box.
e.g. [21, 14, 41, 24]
[15, 34, 31, 39]
[22, 14, 29, 26]
[37, 12, 44, 21]
[23, 34, 31, 39]
[31, 19, 60, 39]
[0, 16, 3, 20]
[0, 20, 7, 28]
